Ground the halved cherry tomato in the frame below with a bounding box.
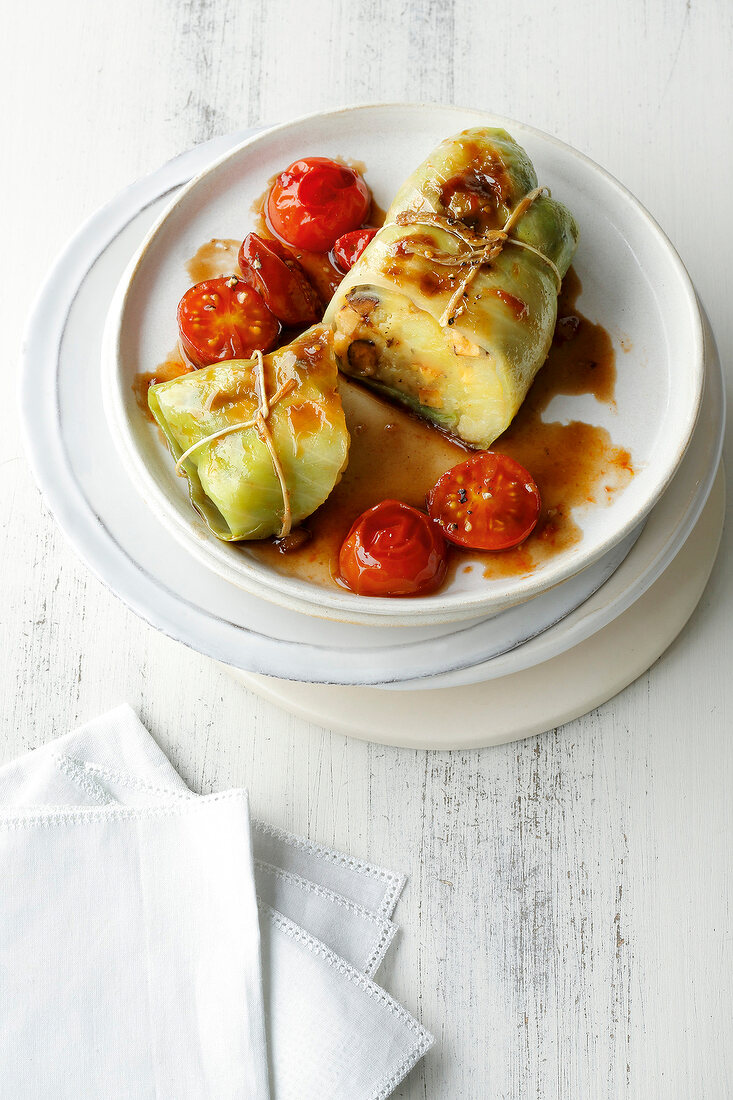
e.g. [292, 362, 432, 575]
[333, 227, 379, 272]
[427, 452, 541, 551]
[238, 233, 322, 326]
[267, 157, 371, 252]
[177, 277, 280, 368]
[338, 500, 447, 597]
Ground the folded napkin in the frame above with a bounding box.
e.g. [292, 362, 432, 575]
[0, 706, 431, 1099]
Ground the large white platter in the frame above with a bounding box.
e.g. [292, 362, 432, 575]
[20, 131, 724, 689]
[103, 104, 704, 625]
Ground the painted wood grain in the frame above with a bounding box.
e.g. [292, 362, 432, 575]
[2, 0, 732, 1095]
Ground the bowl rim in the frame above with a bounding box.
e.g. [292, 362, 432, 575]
[102, 101, 705, 626]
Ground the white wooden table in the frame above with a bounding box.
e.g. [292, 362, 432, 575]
[3, 1, 731, 1095]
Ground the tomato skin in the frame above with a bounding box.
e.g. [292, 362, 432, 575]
[338, 500, 447, 597]
[332, 227, 379, 272]
[267, 157, 371, 252]
[177, 277, 280, 368]
[427, 452, 541, 551]
[238, 233, 322, 326]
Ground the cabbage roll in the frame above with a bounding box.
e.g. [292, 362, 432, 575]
[148, 324, 349, 540]
[324, 128, 579, 449]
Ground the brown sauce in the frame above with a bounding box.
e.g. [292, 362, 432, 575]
[248, 266, 633, 588]
[185, 237, 241, 284]
[132, 347, 193, 421]
[466, 267, 632, 580]
[250, 379, 469, 586]
[368, 196, 387, 230]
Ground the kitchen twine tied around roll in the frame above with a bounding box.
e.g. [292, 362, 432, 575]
[174, 350, 295, 538]
[395, 185, 562, 328]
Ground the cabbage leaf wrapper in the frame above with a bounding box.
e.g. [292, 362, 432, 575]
[324, 127, 579, 449]
[148, 324, 349, 541]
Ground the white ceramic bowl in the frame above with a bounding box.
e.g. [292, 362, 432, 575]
[103, 104, 704, 626]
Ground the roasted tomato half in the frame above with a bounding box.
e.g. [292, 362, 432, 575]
[427, 452, 541, 551]
[177, 276, 280, 368]
[338, 500, 447, 597]
[238, 233, 322, 326]
[267, 157, 371, 252]
[332, 227, 378, 272]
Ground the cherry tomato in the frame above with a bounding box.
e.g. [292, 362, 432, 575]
[267, 157, 371, 252]
[338, 500, 447, 597]
[427, 452, 541, 551]
[177, 277, 280, 368]
[238, 233, 322, 326]
[333, 227, 379, 272]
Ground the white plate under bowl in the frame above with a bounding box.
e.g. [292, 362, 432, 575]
[21, 131, 724, 689]
[103, 104, 704, 626]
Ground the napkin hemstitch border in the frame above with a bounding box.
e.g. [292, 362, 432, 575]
[261, 903, 433, 1099]
[68, 760, 192, 800]
[253, 820, 406, 919]
[0, 789, 249, 829]
[254, 859, 397, 977]
[53, 754, 115, 804]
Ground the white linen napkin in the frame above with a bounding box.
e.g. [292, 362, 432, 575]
[1, 794, 268, 1099]
[0, 706, 432, 1099]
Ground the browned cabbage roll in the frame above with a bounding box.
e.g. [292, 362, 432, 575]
[324, 127, 579, 448]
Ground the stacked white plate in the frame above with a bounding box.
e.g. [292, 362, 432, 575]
[22, 106, 725, 745]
